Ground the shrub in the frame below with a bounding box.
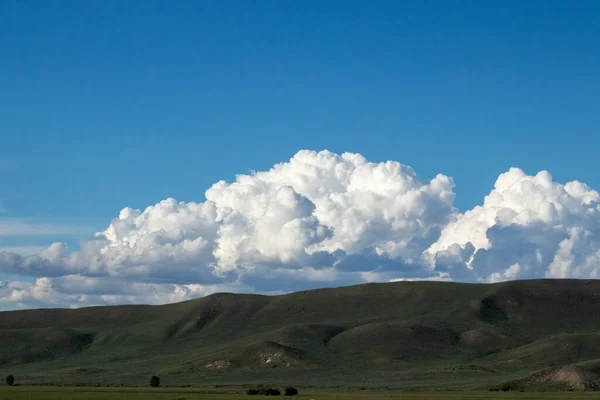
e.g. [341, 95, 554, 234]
[284, 386, 299, 396]
[5, 375, 14, 386]
[247, 385, 280, 395]
[501, 382, 512, 392]
[150, 375, 160, 388]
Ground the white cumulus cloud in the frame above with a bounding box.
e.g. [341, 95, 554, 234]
[425, 168, 600, 281]
[1, 151, 600, 309]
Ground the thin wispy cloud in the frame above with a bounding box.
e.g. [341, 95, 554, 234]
[0, 246, 48, 256]
[0, 218, 92, 237]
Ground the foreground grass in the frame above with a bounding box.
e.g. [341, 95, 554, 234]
[1, 387, 600, 400]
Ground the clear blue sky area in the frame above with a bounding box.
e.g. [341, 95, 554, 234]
[1, 0, 599, 239]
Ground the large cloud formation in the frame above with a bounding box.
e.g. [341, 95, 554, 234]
[425, 168, 600, 281]
[1, 150, 599, 309]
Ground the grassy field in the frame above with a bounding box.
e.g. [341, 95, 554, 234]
[3, 279, 600, 389]
[1, 387, 600, 400]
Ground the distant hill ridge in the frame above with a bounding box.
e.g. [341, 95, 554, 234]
[2, 279, 600, 390]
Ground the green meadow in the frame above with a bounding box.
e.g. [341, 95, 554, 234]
[2, 280, 600, 392]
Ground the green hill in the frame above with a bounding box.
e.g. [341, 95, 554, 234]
[2, 279, 600, 390]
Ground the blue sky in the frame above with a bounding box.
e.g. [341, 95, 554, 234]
[1, 1, 600, 308]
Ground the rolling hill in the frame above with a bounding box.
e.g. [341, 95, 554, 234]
[1, 279, 600, 390]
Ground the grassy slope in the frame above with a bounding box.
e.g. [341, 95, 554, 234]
[1, 279, 600, 388]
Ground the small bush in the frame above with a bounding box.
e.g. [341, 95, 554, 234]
[501, 382, 512, 392]
[247, 385, 280, 395]
[150, 375, 160, 388]
[284, 386, 299, 396]
[5, 375, 14, 386]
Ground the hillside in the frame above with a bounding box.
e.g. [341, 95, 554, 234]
[1, 279, 600, 389]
